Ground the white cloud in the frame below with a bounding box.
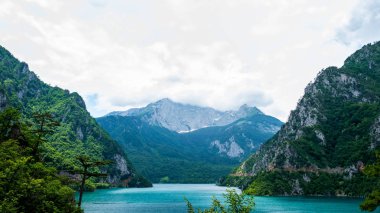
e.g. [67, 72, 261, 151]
[0, 0, 378, 121]
[335, 0, 380, 48]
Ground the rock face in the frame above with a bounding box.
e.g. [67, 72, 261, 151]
[0, 45, 151, 187]
[210, 137, 245, 158]
[108, 98, 264, 132]
[186, 114, 283, 160]
[225, 42, 380, 196]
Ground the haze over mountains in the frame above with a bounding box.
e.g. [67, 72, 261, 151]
[98, 99, 283, 183]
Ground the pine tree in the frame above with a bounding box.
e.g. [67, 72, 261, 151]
[74, 155, 112, 207]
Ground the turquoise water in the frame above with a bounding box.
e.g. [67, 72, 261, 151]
[79, 184, 378, 213]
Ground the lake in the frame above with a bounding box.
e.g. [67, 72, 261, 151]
[79, 184, 378, 213]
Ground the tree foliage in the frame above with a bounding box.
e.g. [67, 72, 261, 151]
[361, 151, 380, 212]
[30, 112, 60, 159]
[185, 189, 254, 213]
[0, 45, 151, 187]
[0, 108, 81, 212]
[222, 42, 380, 197]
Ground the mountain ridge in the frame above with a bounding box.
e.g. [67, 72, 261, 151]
[107, 98, 265, 132]
[97, 101, 282, 183]
[0, 45, 151, 187]
[222, 41, 380, 196]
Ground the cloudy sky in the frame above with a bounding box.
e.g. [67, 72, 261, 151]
[0, 0, 379, 121]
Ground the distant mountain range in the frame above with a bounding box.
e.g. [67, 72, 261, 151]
[108, 98, 264, 132]
[97, 99, 282, 183]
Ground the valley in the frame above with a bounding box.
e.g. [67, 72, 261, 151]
[0, 3, 379, 210]
[97, 99, 282, 183]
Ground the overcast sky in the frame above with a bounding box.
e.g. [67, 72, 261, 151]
[0, 0, 379, 121]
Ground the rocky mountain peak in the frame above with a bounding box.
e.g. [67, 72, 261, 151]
[237, 104, 263, 115]
[151, 98, 174, 106]
[105, 99, 272, 132]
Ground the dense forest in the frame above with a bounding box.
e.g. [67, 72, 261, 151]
[0, 108, 81, 212]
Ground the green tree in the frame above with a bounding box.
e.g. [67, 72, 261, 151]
[74, 155, 112, 207]
[0, 108, 81, 212]
[361, 151, 380, 212]
[30, 112, 60, 159]
[185, 189, 254, 213]
[0, 108, 27, 147]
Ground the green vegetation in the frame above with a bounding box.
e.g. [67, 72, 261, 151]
[0, 108, 81, 212]
[97, 114, 280, 183]
[241, 171, 375, 196]
[97, 115, 237, 183]
[0, 45, 151, 187]
[318, 102, 380, 168]
[278, 102, 380, 169]
[222, 42, 380, 197]
[185, 189, 255, 213]
[74, 155, 112, 207]
[361, 151, 380, 212]
[160, 176, 170, 183]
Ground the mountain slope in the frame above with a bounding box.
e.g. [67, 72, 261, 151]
[183, 114, 282, 160]
[97, 115, 235, 183]
[223, 42, 380, 196]
[97, 110, 282, 183]
[0, 45, 151, 187]
[109, 98, 264, 132]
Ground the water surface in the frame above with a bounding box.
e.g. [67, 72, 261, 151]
[79, 184, 378, 213]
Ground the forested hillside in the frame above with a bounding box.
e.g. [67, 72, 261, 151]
[97, 113, 282, 183]
[222, 42, 380, 197]
[0, 45, 150, 187]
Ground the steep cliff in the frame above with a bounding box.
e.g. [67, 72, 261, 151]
[223, 42, 380, 196]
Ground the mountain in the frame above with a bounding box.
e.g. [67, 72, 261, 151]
[109, 98, 264, 132]
[183, 114, 282, 160]
[0, 45, 151, 187]
[98, 101, 282, 183]
[222, 42, 380, 196]
[97, 115, 233, 183]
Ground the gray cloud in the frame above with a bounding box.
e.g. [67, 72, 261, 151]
[336, 0, 380, 46]
[236, 91, 273, 108]
[1, 0, 378, 121]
